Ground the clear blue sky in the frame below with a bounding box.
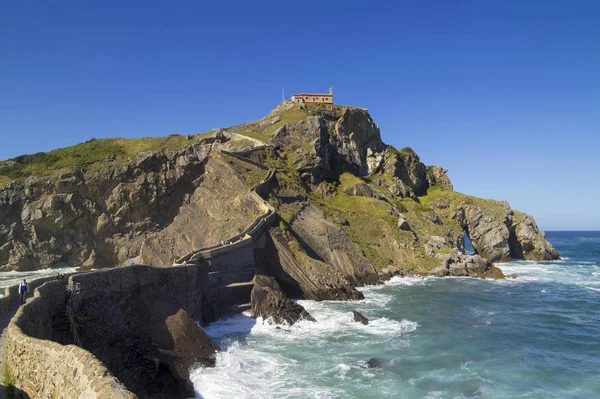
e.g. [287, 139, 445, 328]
[1, 1, 599, 230]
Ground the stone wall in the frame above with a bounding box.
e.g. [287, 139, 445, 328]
[0, 274, 73, 316]
[4, 280, 135, 398]
[69, 264, 214, 322]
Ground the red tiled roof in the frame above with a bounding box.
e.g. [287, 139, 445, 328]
[292, 93, 332, 97]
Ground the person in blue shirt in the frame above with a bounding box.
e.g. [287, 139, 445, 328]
[19, 279, 29, 304]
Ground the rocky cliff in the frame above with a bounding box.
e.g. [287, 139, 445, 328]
[0, 101, 558, 283]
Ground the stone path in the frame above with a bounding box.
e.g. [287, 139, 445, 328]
[0, 304, 18, 399]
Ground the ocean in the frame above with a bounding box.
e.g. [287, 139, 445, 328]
[190, 231, 600, 398]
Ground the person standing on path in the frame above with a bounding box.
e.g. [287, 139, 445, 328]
[19, 279, 28, 304]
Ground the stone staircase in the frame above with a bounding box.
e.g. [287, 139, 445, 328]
[51, 291, 73, 345]
[208, 268, 256, 314]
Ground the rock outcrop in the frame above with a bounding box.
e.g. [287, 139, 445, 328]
[510, 210, 560, 260]
[289, 205, 379, 286]
[383, 147, 429, 197]
[426, 165, 453, 191]
[251, 275, 315, 325]
[453, 202, 559, 263]
[255, 228, 365, 301]
[352, 310, 369, 325]
[430, 252, 504, 278]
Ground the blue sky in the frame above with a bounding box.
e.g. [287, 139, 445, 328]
[1, 1, 599, 230]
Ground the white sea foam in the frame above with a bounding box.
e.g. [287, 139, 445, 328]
[384, 275, 433, 286]
[193, 289, 419, 398]
[0, 265, 77, 295]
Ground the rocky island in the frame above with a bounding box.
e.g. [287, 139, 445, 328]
[0, 101, 559, 398]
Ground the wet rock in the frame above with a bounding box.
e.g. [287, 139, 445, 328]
[352, 310, 369, 325]
[430, 253, 504, 279]
[251, 275, 316, 325]
[365, 358, 385, 368]
[378, 265, 403, 282]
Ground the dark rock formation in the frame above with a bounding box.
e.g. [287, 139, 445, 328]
[510, 211, 560, 260]
[365, 358, 385, 368]
[397, 218, 411, 231]
[251, 275, 315, 325]
[352, 310, 369, 325]
[430, 253, 504, 278]
[378, 265, 404, 282]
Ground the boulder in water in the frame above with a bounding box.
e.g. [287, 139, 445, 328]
[352, 310, 369, 325]
[365, 358, 385, 368]
[251, 275, 316, 325]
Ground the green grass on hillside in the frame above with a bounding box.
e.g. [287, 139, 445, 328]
[0, 133, 210, 186]
[237, 109, 309, 144]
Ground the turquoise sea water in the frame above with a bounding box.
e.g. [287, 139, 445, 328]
[191, 231, 600, 398]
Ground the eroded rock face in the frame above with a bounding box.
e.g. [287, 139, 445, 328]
[454, 204, 512, 262]
[430, 253, 504, 278]
[270, 107, 385, 183]
[332, 108, 385, 176]
[251, 275, 315, 325]
[427, 165, 453, 191]
[0, 141, 269, 270]
[510, 212, 560, 260]
[453, 202, 559, 262]
[254, 228, 365, 301]
[383, 148, 429, 197]
[289, 205, 379, 286]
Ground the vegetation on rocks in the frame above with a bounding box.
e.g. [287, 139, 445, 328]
[0, 134, 210, 186]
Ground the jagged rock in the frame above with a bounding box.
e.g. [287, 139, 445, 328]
[387, 178, 412, 198]
[384, 147, 429, 196]
[333, 108, 385, 176]
[454, 204, 512, 262]
[427, 165, 453, 190]
[453, 202, 559, 262]
[378, 265, 403, 282]
[352, 310, 369, 325]
[430, 253, 504, 278]
[510, 212, 560, 260]
[366, 148, 385, 175]
[251, 275, 315, 325]
[397, 218, 411, 231]
[424, 235, 450, 256]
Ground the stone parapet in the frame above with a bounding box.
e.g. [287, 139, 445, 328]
[4, 280, 135, 398]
